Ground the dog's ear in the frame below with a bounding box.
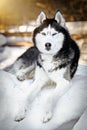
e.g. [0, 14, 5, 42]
[55, 11, 68, 30]
[36, 11, 46, 26]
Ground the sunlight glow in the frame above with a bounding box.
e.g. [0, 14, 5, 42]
[19, 25, 27, 33]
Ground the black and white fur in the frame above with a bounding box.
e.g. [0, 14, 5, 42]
[13, 11, 80, 122]
[4, 47, 39, 80]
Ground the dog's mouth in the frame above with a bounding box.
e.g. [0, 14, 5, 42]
[45, 47, 51, 51]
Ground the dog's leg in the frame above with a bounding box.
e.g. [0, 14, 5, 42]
[26, 66, 49, 103]
[42, 78, 70, 123]
[16, 64, 35, 81]
[15, 66, 49, 122]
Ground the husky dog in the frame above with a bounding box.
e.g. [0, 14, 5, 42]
[14, 11, 80, 123]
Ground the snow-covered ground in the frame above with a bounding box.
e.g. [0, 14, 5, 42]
[0, 46, 87, 130]
[0, 65, 87, 130]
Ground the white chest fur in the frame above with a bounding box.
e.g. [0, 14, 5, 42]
[39, 54, 66, 83]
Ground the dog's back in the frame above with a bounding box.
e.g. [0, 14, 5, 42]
[4, 47, 39, 80]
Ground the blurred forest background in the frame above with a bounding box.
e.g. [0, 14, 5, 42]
[0, 0, 87, 67]
[0, 0, 87, 27]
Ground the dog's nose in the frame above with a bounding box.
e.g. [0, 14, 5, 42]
[45, 43, 51, 50]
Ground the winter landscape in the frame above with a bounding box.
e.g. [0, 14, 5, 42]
[0, 0, 87, 130]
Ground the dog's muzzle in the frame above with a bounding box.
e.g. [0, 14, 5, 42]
[45, 43, 51, 51]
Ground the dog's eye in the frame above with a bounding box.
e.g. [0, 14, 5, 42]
[41, 32, 46, 36]
[52, 33, 57, 36]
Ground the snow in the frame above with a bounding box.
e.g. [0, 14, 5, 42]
[0, 34, 7, 46]
[6, 36, 32, 43]
[0, 65, 87, 130]
[73, 108, 87, 130]
[0, 45, 87, 130]
[66, 21, 87, 35]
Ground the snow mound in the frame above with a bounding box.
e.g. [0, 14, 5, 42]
[0, 34, 7, 46]
[0, 66, 87, 130]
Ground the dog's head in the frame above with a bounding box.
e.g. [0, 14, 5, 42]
[33, 11, 69, 55]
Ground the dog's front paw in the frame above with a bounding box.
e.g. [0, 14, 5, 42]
[42, 110, 53, 123]
[16, 72, 26, 81]
[14, 108, 27, 122]
[17, 75, 26, 81]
